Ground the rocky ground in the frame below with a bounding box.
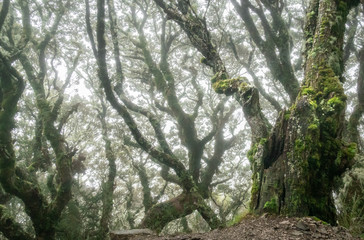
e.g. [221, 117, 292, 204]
[118, 215, 362, 240]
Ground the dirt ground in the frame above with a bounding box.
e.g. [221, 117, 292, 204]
[126, 215, 361, 240]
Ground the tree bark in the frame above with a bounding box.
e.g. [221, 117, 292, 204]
[249, 0, 360, 224]
[98, 100, 117, 240]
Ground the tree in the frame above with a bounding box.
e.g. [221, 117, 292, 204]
[337, 6, 364, 235]
[0, 0, 363, 238]
[153, 0, 362, 225]
[0, 0, 83, 238]
[86, 0, 247, 233]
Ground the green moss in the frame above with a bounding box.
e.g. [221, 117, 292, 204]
[311, 216, 329, 225]
[247, 147, 256, 163]
[327, 96, 345, 110]
[248, 138, 268, 211]
[259, 138, 267, 145]
[308, 124, 318, 130]
[247, 138, 267, 163]
[317, 67, 343, 97]
[339, 142, 357, 162]
[309, 100, 318, 109]
[251, 173, 259, 195]
[284, 111, 291, 120]
[263, 197, 278, 214]
[239, 82, 250, 92]
[294, 139, 305, 153]
[289, 193, 305, 214]
[306, 11, 315, 18]
[301, 86, 315, 95]
[212, 79, 236, 95]
[210, 71, 228, 84]
[210, 72, 219, 84]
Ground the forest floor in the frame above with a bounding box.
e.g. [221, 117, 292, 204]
[127, 215, 362, 240]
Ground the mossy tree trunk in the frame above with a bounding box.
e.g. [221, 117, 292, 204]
[140, 192, 220, 234]
[248, 0, 359, 224]
[154, 0, 360, 225]
[97, 99, 117, 240]
[249, 0, 361, 224]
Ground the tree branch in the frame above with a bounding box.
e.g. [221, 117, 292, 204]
[230, 0, 299, 102]
[0, 0, 10, 32]
[348, 48, 364, 150]
[98, 98, 117, 239]
[226, 35, 283, 112]
[93, 0, 194, 191]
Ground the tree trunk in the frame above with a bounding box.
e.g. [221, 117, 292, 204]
[98, 105, 117, 240]
[249, 0, 359, 225]
[141, 192, 220, 233]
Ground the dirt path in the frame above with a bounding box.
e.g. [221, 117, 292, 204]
[127, 215, 361, 240]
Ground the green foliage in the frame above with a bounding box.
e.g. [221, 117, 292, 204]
[294, 139, 305, 153]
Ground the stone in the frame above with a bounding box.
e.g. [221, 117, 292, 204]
[279, 220, 290, 225]
[296, 221, 310, 231]
[308, 223, 317, 232]
[291, 230, 303, 236]
[346, 232, 353, 238]
[332, 226, 340, 233]
[316, 226, 328, 235]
